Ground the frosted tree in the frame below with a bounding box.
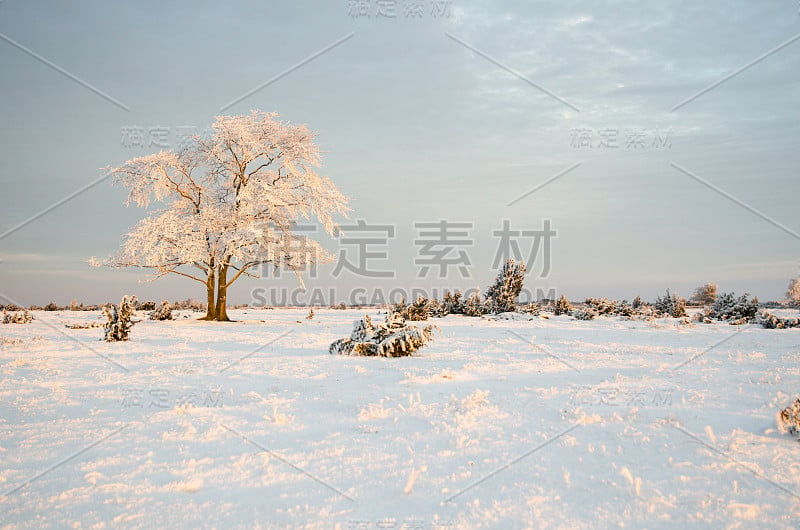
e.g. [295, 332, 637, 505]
[103, 295, 137, 342]
[485, 258, 526, 313]
[786, 277, 800, 308]
[553, 294, 572, 316]
[690, 283, 717, 306]
[94, 111, 350, 321]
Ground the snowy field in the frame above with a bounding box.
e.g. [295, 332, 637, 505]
[1, 308, 799, 529]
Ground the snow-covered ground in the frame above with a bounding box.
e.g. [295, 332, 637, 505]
[1, 308, 798, 529]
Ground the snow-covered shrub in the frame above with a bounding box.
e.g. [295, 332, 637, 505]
[149, 300, 173, 321]
[554, 295, 572, 316]
[44, 301, 59, 311]
[520, 302, 542, 316]
[690, 283, 717, 306]
[103, 295, 138, 342]
[2, 309, 33, 324]
[66, 321, 103, 329]
[441, 291, 464, 315]
[329, 312, 437, 357]
[138, 300, 157, 311]
[394, 296, 433, 321]
[777, 397, 800, 438]
[573, 307, 597, 320]
[485, 259, 526, 313]
[583, 298, 634, 317]
[427, 297, 446, 317]
[756, 311, 800, 329]
[653, 290, 687, 318]
[706, 292, 759, 323]
[632, 295, 643, 309]
[630, 303, 660, 321]
[173, 298, 205, 312]
[463, 291, 487, 317]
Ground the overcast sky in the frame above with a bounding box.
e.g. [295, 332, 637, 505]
[0, 0, 798, 306]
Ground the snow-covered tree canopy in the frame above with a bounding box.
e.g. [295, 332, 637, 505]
[95, 110, 350, 321]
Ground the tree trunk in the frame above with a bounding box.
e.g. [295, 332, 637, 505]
[203, 267, 217, 321]
[215, 263, 230, 321]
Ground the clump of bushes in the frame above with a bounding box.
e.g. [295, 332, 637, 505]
[441, 291, 464, 315]
[757, 311, 800, 329]
[704, 292, 759, 324]
[329, 312, 437, 357]
[2, 309, 33, 324]
[172, 298, 205, 312]
[149, 300, 173, 321]
[777, 397, 800, 439]
[393, 296, 437, 321]
[138, 301, 157, 311]
[583, 297, 634, 318]
[572, 307, 597, 320]
[66, 321, 103, 329]
[103, 295, 138, 342]
[653, 290, 687, 318]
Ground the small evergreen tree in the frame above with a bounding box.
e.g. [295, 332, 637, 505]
[521, 302, 542, 316]
[554, 295, 572, 316]
[394, 296, 432, 321]
[441, 291, 464, 315]
[427, 297, 446, 317]
[463, 291, 486, 317]
[485, 259, 526, 313]
[103, 295, 137, 342]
